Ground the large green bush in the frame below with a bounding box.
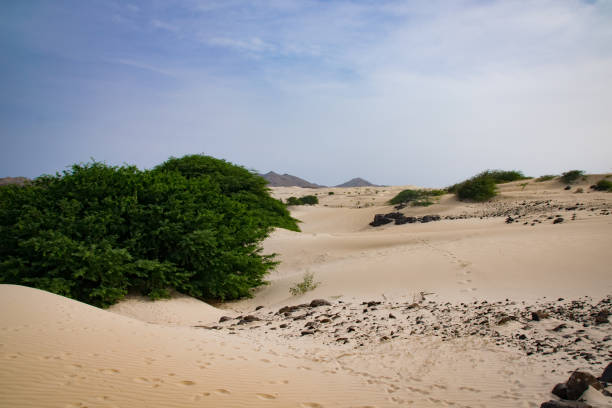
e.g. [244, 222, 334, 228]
[560, 170, 584, 184]
[0, 155, 299, 307]
[593, 179, 612, 192]
[448, 169, 527, 202]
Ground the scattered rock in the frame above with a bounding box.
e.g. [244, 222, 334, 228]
[553, 217, 564, 224]
[310, 299, 331, 307]
[219, 316, 232, 323]
[301, 330, 314, 336]
[532, 311, 549, 321]
[238, 315, 260, 324]
[255, 305, 264, 311]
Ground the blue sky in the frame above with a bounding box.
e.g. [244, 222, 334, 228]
[1, 0, 611, 187]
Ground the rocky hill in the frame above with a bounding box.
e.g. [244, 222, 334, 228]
[335, 177, 379, 187]
[260, 171, 324, 188]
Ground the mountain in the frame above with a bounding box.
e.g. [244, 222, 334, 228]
[335, 177, 379, 188]
[260, 171, 324, 188]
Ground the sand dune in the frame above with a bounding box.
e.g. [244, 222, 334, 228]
[2, 177, 611, 407]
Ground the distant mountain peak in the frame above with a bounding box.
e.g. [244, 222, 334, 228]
[260, 172, 324, 188]
[335, 177, 379, 188]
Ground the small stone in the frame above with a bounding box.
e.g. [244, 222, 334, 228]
[301, 330, 314, 336]
[219, 316, 232, 323]
[255, 305, 264, 311]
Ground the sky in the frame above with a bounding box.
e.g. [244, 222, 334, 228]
[1, 0, 611, 187]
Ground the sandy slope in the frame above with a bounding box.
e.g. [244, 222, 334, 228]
[1, 176, 611, 407]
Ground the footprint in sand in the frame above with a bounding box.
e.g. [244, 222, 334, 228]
[256, 393, 277, 400]
[215, 389, 231, 395]
[300, 403, 324, 408]
[98, 368, 120, 374]
[192, 392, 211, 401]
[178, 380, 196, 386]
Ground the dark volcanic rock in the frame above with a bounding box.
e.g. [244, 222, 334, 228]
[219, 316, 232, 323]
[594, 310, 609, 325]
[565, 371, 603, 400]
[599, 362, 612, 383]
[553, 217, 564, 224]
[540, 401, 592, 408]
[552, 383, 568, 399]
[309, 299, 331, 307]
[370, 214, 393, 227]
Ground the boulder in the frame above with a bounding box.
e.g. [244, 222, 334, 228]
[370, 214, 393, 227]
[600, 362, 612, 383]
[553, 217, 564, 224]
[594, 310, 609, 325]
[565, 371, 603, 400]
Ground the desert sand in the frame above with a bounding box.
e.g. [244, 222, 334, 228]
[2, 176, 612, 407]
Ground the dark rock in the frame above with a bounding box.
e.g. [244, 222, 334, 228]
[384, 212, 404, 219]
[238, 315, 260, 324]
[497, 315, 516, 325]
[301, 330, 314, 336]
[309, 299, 331, 307]
[565, 371, 603, 400]
[600, 362, 612, 383]
[594, 310, 609, 325]
[395, 216, 417, 225]
[552, 383, 568, 399]
[553, 217, 564, 224]
[255, 305, 264, 311]
[564, 185, 572, 190]
[505, 216, 515, 224]
[278, 305, 305, 314]
[531, 311, 548, 321]
[370, 214, 393, 227]
[219, 316, 232, 323]
[420, 215, 441, 223]
[389, 313, 396, 319]
[540, 400, 592, 408]
[553, 324, 567, 332]
[279, 323, 288, 328]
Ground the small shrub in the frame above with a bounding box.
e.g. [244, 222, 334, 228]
[289, 272, 319, 296]
[560, 170, 584, 184]
[575, 188, 584, 193]
[536, 175, 557, 182]
[328, 191, 334, 195]
[389, 189, 445, 205]
[520, 182, 529, 190]
[286, 195, 319, 206]
[593, 179, 612, 192]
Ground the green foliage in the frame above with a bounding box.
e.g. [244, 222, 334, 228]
[389, 189, 446, 205]
[0, 155, 299, 307]
[593, 179, 612, 192]
[456, 176, 497, 202]
[560, 170, 584, 184]
[328, 191, 334, 195]
[289, 272, 319, 296]
[480, 170, 529, 183]
[536, 175, 557, 182]
[286, 195, 319, 206]
[448, 170, 527, 202]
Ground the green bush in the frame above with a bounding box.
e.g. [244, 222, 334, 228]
[535, 175, 557, 182]
[456, 176, 497, 202]
[328, 191, 334, 195]
[478, 170, 529, 183]
[286, 195, 319, 206]
[560, 170, 584, 184]
[0, 155, 299, 307]
[593, 179, 612, 192]
[389, 189, 445, 205]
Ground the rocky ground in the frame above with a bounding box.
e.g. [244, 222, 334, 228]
[199, 295, 612, 371]
[371, 198, 612, 227]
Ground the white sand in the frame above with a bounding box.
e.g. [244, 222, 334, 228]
[2, 176, 611, 407]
